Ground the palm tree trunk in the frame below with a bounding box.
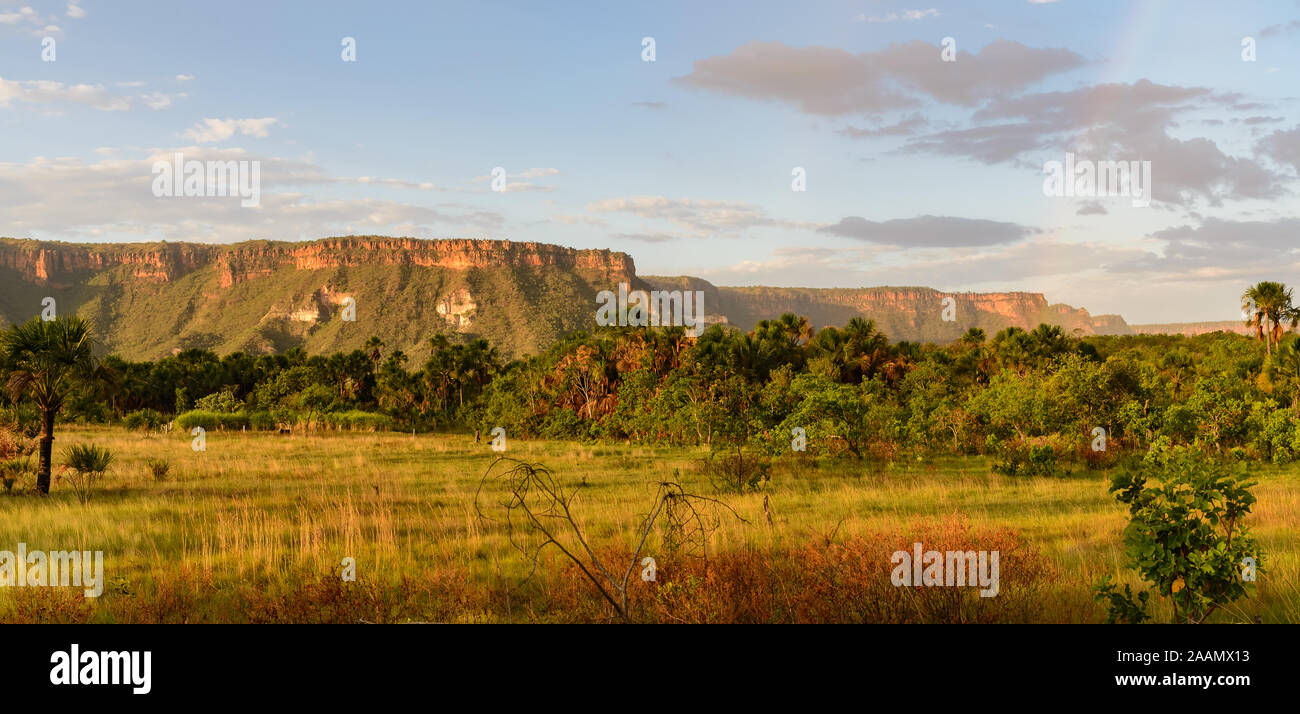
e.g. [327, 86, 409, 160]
[37, 408, 55, 495]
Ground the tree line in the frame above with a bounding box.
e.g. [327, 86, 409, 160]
[5, 281, 1300, 494]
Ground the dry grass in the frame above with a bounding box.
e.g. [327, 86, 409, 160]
[0, 426, 1295, 623]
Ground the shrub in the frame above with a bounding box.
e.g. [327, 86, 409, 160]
[175, 410, 220, 431]
[247, 411, 277, 431]
[62, 444, 113, 504]
[320, 410, 394, 432]
[989, 435, 1066, 477]
[699, 445, 770, 494]
[145, 458, 169, 482]
[1095, 440, 1262, 623]
[0, 426, 37, 493]
[539, 408, 584, 440]
[1081, 443, 1119, 470]
[0, 405, 40, 438]
[1, 460, 26, 493]
[193, 388, 242, 413]
[175, 410, 249, 431]
[630, 517, 1052, 623]
[219, 412, 250, 430]
[123, 409, 166, 431]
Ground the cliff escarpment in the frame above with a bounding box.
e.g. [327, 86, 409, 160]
[0, 236, 637, 360]
[0, 236, 1133, 360]
[643, 280, 1133, 342]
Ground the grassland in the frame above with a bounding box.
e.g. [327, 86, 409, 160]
[0, 426, 1295, 623]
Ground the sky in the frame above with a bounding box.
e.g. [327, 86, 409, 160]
[2, 0, 1300, 324]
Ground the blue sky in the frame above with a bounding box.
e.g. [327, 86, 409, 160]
[2, 0, 1300, 324]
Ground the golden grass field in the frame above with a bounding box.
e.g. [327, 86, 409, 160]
[0, 425, 1296, 623]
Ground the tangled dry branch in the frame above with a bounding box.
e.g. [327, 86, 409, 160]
[474, 456, 746, 621]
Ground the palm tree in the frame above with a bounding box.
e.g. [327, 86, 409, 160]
[1159, 349, 1196, 395]
[960, 327, 986, 347]
[1265, 335, 1300, 410]
[364, 336, 386, 365]
[774, 312, 813, 344]
[1, 317, 99, 495]
[456, 339, 499, 408]
[1242, 281, 1300, 355]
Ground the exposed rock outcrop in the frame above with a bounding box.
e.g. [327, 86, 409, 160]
[0, 235, 1135, 359]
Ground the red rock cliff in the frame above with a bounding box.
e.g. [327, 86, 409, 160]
[0, 236, 638, 288]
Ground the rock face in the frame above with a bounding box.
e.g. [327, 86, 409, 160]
[212, 237, 636, 288]
[0, 236, 638, 360]
[643, 279, 1132, 341]
[0, 239, 212, 285]
[1131, 321, 1253, 337]
[0, 235, 1131, 360]
[436, 288, 477, 331]
[0, 236, 635, 288]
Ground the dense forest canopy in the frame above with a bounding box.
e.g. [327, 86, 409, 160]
[4, 287, 1300, 472]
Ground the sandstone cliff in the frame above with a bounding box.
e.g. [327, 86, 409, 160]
[0, 236, 637, 360]
[1130, 321, 1254, 337]
[642, 279, 1132, 342]
[0, 236, 1132, 360]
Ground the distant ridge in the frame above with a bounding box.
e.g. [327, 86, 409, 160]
[642, 278, 1132, 343]
[1130, 321, 1254, 337]
[0, 235, 1132, 360]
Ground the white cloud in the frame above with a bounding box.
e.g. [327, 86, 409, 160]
[0, 76, 129, 111]
[0, 147, 503, 243]
[468, 167, 560, 192]
[0, 76, 182, 112]
[471, 167, 559, 181]
[67, 2, 85, 19]
[0, 6, 60, 35]
[140, 92, 178, 110]
[586, 195, 820, 237]
[182, 117, 280, 143]
[852, 8, 940, 23]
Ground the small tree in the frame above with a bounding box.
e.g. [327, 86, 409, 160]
[1095, 440, 1262, 623]
[297, 384, 335, 431]
[776, 374, 876, 458]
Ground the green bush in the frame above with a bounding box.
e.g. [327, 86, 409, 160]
[321, 410, 393, 431]
[175, 410, 250, 431]
[194, 388, 243, 413]
[175, 410, 220, 431]
[221, 412, 250, 430]
[247, 411, 277, 431]
[1094, 440, 1262, 624]
[123, 409, 166, 431]
[988, 435, 1065, 477]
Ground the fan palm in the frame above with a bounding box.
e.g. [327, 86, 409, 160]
[1, 316, 99, 495]
[1242, 281, 1300, 355]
